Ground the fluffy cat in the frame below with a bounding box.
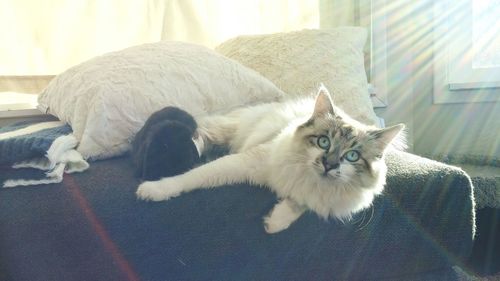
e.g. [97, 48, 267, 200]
[131, 106, 201, 181]
[136, 86, 404, 233]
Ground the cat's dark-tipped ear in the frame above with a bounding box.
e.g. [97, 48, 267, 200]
[312, 85, 336, 118]
[369, 124, 406, 151]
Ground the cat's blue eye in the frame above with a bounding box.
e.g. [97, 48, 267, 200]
[317, 135, 330, 150]
[344, 150, 360, 162]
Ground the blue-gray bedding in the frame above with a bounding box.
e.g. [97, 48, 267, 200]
[0, 120, 88, 187]
[0, 120, 71, 164]
[0, 150, 475, 280]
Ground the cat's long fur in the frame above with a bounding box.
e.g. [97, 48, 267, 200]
[137, 86, 404, 233]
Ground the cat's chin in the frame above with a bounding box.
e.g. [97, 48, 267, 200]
[319, 172, 336, 180]
[316, 175, 344, 187]
[318, 172, 357, 189]
[314, 168, 341, 181]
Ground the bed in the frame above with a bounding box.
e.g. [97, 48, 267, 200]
[0, 149, 474, 281]
[0, 27, 475, 280]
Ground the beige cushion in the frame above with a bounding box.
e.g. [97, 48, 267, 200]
[215, 27, 378, 125]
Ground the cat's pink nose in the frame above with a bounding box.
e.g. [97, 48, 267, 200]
[322, 157, 340, 172]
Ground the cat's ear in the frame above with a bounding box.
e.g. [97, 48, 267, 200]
[368, 124, 405, 152]
[312, 85, 336, 118]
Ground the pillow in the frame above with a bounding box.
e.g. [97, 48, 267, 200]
[38, 41, 284, 160]
[215, 27, 378, 125]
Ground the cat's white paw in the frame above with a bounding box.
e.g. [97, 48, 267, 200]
[263, 215, 291, 234]
[136, 180, 181, 201]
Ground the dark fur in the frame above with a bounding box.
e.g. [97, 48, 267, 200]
[132, 107, 200, 181]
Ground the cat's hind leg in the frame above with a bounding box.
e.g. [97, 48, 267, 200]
[264, 198, 306, 234]
[136, 145, 268, 201]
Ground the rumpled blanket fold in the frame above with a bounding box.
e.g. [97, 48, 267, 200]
[0, 120, 89, 188]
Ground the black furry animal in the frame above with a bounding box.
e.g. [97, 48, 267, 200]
[132, 106, 200, 181]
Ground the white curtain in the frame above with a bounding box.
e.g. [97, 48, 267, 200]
[1, 0, 318, 76]
[320, 0, 370, 74]
[0, 0, 364, 94]
[0, 0, 165, 76]
[320, 0, 368, 28]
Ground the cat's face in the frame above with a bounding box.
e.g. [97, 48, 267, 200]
[294, 87, 403, 188]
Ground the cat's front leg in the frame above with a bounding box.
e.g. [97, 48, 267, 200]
[264, 198, 306, 234]
[137, 145, 269, 202]
[136, 177, 184, 201]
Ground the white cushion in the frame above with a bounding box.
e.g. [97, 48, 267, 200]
[215, 27, 378, 125]
[38, 41, 284, 160]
